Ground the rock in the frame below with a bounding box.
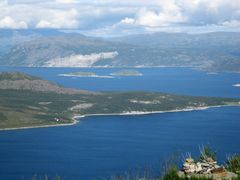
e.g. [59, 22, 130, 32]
[206, 168, 212, 174]
[180, 156, 237, 179]
[201, 162, 211, 167]
[212, 171, 237, 180]
[186, 158, 194, 163]
[195, 164, 203, 173]
[183, 163, 191, 168]
[206, 157, 215, 162]
[211, 167, 226, 174]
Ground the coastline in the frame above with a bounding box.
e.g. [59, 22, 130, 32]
[0, 118, 79, 131]
[75, 105, 231, 119]
[1, 104, 239, 131]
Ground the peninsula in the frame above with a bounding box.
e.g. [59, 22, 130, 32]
[0, 72, 239, 130]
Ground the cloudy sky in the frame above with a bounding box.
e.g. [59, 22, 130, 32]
[0, 0, 240, 36]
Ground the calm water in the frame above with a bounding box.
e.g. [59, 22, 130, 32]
[0, 67, 240, 179]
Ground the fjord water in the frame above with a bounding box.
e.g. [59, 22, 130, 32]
[0, 67, 240, 179]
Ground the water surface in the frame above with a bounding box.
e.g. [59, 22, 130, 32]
[0, 67, 239, 179]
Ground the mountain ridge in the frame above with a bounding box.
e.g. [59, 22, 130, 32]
[0, 30, 240, 72]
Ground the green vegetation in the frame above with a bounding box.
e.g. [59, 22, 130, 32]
[199, 146, 217, 161]
[0, 90, 76, 129]
[0, 72, 239, 129]
[226, 155, 240, 175]
[0, 112, 7, 120]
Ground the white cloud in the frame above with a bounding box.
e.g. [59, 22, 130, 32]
[120, 17, 135, 25]
[0, 0, 7, 5]
[55, 0, 75, 4]
[0, 16, 28, 28]
[117, 0, 240, 28]
[220, 20, 240, 28]
[135, 8, 186, 27]
[0, 0, 240, 34]
[35, 8, 79, 29]
[36, 20, 59, 29]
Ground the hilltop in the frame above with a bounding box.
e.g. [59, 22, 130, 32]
[0, 72, 92, 95]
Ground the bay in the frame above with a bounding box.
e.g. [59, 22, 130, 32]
[0, 67, 239, 179]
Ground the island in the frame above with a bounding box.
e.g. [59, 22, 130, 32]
[0, 72, 239, 130]
[58, 71, 113, 78]
[110, 70, 143, 76]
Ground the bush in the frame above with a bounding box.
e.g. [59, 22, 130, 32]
[226, 155, 240, 175]
[199, 146, 217, 161]
[162, 166, 180, 180]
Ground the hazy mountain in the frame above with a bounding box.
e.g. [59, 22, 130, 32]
[111, 32, 240, 72]
[112, 32, 240, 48]
[0, 30, 239, 72]
[0, 29, 64, 57]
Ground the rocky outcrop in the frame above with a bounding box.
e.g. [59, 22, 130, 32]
[178, 157, 237, 180]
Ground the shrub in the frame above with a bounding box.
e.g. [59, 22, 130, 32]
[199, 146, 217, 161]
[226, 154, 240, 175]
[162, 166, 180, 180]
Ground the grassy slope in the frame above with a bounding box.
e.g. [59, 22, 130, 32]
[0, 89, 239, 129]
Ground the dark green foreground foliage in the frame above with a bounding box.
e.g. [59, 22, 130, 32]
[226, 155, 240, 175]
[199, 146, 217, 161]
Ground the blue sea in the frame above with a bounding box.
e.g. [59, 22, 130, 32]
[0, 67, 240, 180]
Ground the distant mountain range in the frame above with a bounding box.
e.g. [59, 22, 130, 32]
[0, 29, 240, 72]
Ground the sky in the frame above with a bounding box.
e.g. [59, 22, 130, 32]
[0, 0, 240, 36]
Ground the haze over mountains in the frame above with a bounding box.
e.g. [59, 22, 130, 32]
[0, 29, 240, 72]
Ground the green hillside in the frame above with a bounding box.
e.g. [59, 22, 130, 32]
[0, 72, 239, 129]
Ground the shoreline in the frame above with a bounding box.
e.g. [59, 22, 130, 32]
[75, 105, 234, 119]
[0, 104, 239, 131]
[0, 118, 79, 131]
